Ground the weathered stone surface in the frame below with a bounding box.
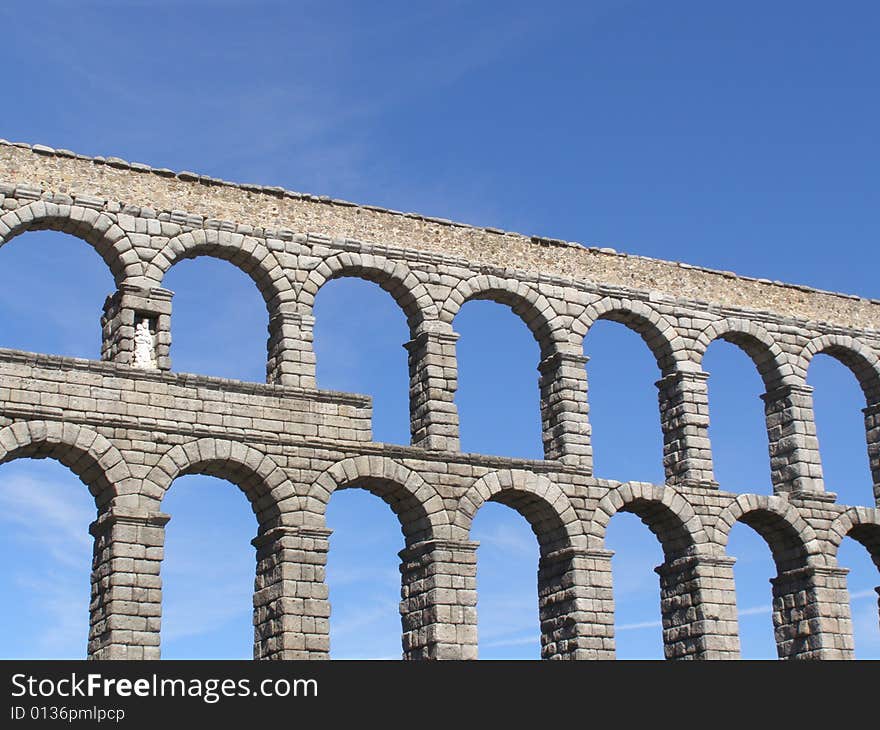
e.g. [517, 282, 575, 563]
[0, 140, 878, 660]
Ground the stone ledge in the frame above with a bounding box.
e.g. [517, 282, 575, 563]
[0, 347, 371, 407]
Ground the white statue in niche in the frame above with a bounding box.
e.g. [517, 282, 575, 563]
[132, 318, 158, 369]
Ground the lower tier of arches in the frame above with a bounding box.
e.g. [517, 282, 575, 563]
[1, 417, 877, 660]
[86, 509, 874, 660]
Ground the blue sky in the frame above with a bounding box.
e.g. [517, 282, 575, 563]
[0, 0, 878, 659]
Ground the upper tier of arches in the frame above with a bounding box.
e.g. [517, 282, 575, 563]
[3, 205, 878, 398]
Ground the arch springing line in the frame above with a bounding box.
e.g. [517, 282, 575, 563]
[144, 438, 300, 530]
[0, 201, 139, 283]
[300, 252, 437, 331]
[799, 334, 880, 403]
[694, 317, 794, 391]
[440, 275, 567, 356]
[0, 420, 131, 508]
[588, 482, 706, 557]
[574, 298, 686, 375]
[145, 229, 293, 310]
[454, 469, 584, 553]
[309, 455, 450, 544]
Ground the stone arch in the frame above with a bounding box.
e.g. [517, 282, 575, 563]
[0, 201, 140, 283]
[0, 420, 130, 508]
[143, 438, 299, 531]
[799, 334, 880, 403]
[453, 469, 584, 553]
[440, 275, 566, 356]
[299, 252, 437, 331]
[694, 317, 795, 390]
[308, 455, 450, 544]
[828, 507, 880, 571]
[588, 482, 706, 557]
[144, 229, 293, 310]
[574, 298, 685, 374]
[713, 494, 820, 571]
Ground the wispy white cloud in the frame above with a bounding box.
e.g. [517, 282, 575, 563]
[850, 589, 879, 601]
[738, 603, 772, 617]
[162, 582, 253, 642]
[851, 602, 880, 653]
[326, 564, 400, 589]
[618, 619, 663, 631]
[482, 633, 538, 649]
[475, 522, 538, 557]
[330, 597, 400, 640]
[11, 572, 90, 657]
[0, 467, 94, 657]
[0, 473, 94, 568]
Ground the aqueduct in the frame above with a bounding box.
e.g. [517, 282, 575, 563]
[1, 139, 878, 660]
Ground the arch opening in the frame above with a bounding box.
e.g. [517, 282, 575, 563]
[313, 277, 410, 445]
[147, 231, 288, 312]
[325, 488, 404, 659]
[606, 511, 665, 659]
[464, 479, 576, 659]
[0, 229, 114, 360]
[145, 440, 293, 531]
[592, 487, 705, 660]
[721, 502, 817, 659]
[808, 352, 875, 506]
[576, 303, 681, 376]
[305, 257, 430, 333]
[0, 458, 95, 658]
[318, 470, 444, 659]
[321, 475, 436, 546]
[611, 497, 698, 559]
[0, 423, 125, 509]
[803, 339, 880, 404]
[455, 300, 544, 460]
[704, 339, 773, 493]
[164, 256, 268, 382]
[696, 322, 790, 392]
[837, 530, 880, 659]
[732, 508, 812, 574]
[0, 203, 134, 284]
[584, 320, 665, 483]
[727, 522, 779, 659]
[471, 501, 540, 659]
[160, 473, 257, 659]
[441, 278, 558, 357]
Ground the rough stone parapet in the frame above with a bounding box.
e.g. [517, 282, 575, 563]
[4, 140, 880, 332]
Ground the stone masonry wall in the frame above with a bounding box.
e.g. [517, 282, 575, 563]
[0, 140, 878, 660]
